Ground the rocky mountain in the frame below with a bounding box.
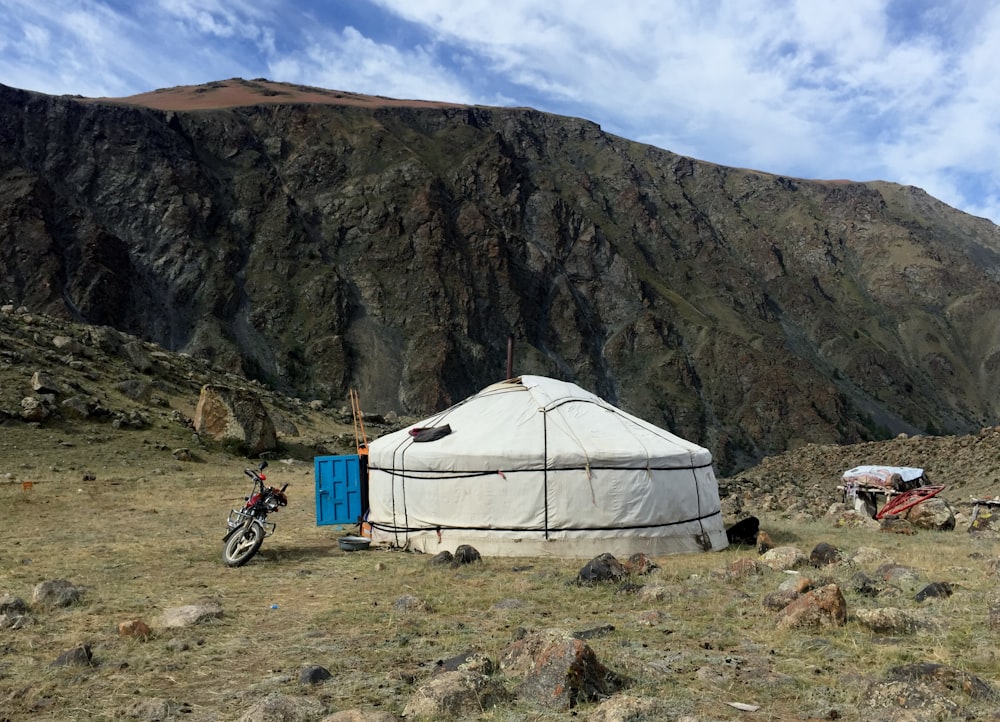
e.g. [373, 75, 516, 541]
[3, 77, 1000, 474]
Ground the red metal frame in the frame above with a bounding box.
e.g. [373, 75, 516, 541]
[875, 485, 945, 520]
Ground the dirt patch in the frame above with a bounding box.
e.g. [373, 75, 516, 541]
[81, 77, 472, 112]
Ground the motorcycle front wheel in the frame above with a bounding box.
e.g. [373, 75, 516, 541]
[222, 522, 265, 566]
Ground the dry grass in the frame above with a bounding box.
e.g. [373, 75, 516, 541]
[2, 423, 999, 722]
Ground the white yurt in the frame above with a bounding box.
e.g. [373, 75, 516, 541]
[365, 375, 729, 557]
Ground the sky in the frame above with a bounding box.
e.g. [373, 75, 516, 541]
[2, 0, 1000, 224]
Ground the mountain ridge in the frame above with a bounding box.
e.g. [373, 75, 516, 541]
[3, 78, 1000, 473]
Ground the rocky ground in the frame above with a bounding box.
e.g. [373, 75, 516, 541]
[719, 428, 1000, 524]
[3, 309, 1000, 721]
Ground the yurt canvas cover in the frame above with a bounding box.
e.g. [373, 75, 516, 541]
[366, 375, 728, 557]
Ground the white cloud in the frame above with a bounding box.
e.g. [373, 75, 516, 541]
[1, 0, 999, 221]
[268, 25, 473, 104]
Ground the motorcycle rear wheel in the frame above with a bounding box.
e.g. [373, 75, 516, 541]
[223, 522, 265, 566]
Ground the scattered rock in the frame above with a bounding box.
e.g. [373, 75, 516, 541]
[114, 379, 153, 403]
[403, 670, 511, 719]
[776, 584, 847, 629]
[299, 665, 332, 684]
[452, 544, 481, 565]
[0, 593, 34, 629]
[157, 601, 223, 628]
[879, 516, 916, 534]
[778, 575, 813, 594]
[500, 628, 629, 709]
[848, 571, 881, 597]
[587, 694, 662, 722]
[20, 395, 50, 421]
[636, 585, 671, 602]
[726, 557, 764, 579]
[61, 396, 91, 418]
[762, 588, 800, 611]
[51, 336, 85, 354]
[572, 624, 616, 640]
[428, 551, 454, 565]
[118, 619, 152, 640]
[637, 609, 669, 626]
[122, 341, 153, 373]
[855, 607, 937, 634]
[31, 370, 61, 394]
[886, 662, 996, 700]
[32, 579, 82, 608]
[809, 542, 840, 567]
[914, 581, 953, 602]
[433, 650, 494, 675]
[850, 546, 895, 569]
[393, 595, 429, 612]
[51, 643, 95, 667]
[875, 563, 922, 588]
[577, 553, 628, 584]
[865, 679, 960, 718]
[234, 692, 323, 722]
[760, 546, 808, 571]
[0, 595, 28, 614]
[623, 552, 658, 575]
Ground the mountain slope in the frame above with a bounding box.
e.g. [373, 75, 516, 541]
[3, 78, 1000, 473]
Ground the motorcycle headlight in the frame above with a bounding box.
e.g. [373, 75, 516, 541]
[265, 497, 279, 511]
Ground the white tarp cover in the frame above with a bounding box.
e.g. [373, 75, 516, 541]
[841, 465, 926, 489]
[366, 375, 728, 557]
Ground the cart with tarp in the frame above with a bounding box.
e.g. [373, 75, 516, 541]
[839, 465, 944, 520]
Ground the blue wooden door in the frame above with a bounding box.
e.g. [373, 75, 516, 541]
[314, 454, 362, 526]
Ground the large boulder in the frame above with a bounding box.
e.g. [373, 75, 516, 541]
[904, 497, 955, 530]
[194, 384, 277, 456]
[501, 629, 629, 709]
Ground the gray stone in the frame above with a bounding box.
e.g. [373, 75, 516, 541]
[403, 671, 511, 719]
[157, 601, 223, 628]
[32, 579, 82, 608]
[760, 546, 808, 571]
[31, 370, 60, 394]
[299, 665, 332, 684]
[122, 341, 153, 373]
[577, 553, 628, 584]
[855, 607, 937, 634]
[114, 379, 153, 403]
[501, 628, 629, 709]
[50, 644, 94, 667]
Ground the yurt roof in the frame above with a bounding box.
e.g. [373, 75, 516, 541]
[367, 375, 711, 472]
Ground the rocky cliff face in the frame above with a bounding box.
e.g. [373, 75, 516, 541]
[3, 79, 1000, 473]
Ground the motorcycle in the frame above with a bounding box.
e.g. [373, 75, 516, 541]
[222, 461, 288, 566]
